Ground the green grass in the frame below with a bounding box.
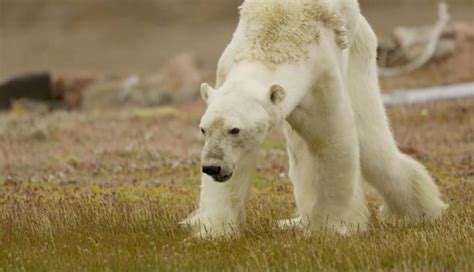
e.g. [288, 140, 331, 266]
[0, 175, 472, 271]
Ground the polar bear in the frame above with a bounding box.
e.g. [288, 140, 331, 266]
[181, 0, 447, 238]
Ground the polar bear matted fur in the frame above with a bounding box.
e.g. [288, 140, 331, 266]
[181, 0, 447, 238]
[235, 0, 349, 65]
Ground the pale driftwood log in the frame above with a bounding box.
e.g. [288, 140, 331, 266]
[378, 0, 451, 78]
[383, 83, 474, 105]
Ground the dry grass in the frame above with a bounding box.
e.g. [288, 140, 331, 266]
[0, 180, 472, 271]
[0, 99, 473, 271]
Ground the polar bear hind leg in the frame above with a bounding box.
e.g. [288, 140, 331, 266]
[347, 15, 448, 222]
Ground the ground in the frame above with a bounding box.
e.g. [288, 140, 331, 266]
[0, 98, 473, 271]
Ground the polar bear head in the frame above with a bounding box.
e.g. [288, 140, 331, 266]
[199, 80, 285, 182]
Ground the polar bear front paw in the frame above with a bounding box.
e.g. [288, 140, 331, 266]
[379, 204, 398, 222]
[277, 217, 306, 230]
[180, 214, 238, 239]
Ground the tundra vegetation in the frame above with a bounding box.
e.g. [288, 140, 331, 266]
[0, 99, 473, 271]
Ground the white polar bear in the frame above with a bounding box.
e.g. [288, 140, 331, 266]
[181, 0, 447, 238]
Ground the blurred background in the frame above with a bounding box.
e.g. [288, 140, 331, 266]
[0, 0, 474, 168]
[1, 0, 473, 81]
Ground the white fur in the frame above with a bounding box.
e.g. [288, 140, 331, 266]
[182, 0, 447, 238]
[346, 15, 447, 221]
[181, 153, 256, 238]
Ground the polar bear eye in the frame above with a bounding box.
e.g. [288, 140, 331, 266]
[229, 128, 240, 135]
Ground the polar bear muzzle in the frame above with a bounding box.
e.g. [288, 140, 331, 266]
[202, 164, 233, 183]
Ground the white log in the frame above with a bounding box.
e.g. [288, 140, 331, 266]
[383, 82, 474, 105]
[378, 0, 450, 77]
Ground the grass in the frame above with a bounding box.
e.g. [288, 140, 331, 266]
[0, 178, 472, 271]
[0, 99, 473, 271]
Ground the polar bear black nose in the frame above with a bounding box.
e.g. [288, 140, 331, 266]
[202, 165, 221, 176]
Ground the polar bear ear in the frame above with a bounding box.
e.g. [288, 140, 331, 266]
[200, 83, 215, 103]
[269, 84, 286, 105]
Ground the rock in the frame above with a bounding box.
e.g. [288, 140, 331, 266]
[81, 76, 132, 110]
[0, 72, 96, 110]
[151, 52, 205, 104]
[82, 53, 207, 109]
[0, 72, 53, 110]
[129, 107, 181, 120]
[52, 74, 96, 108]
[11, 98, 50, 115]
[118, 75, 172, 107]
[30, 126, 49, 141]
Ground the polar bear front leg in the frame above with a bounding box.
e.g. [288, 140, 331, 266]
[283, 120, 368, 235]
[283, 69, 370, 234]
[278, 122, 315, 232]
[180, 156, 255, 238]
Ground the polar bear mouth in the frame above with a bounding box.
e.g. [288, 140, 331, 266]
[212, 172, 233, 183]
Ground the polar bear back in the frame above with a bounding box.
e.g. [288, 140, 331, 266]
[235, 0, 361, 66]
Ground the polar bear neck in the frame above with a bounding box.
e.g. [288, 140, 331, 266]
[226, 62, 316, 124]
[235, 0, 348, 66]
